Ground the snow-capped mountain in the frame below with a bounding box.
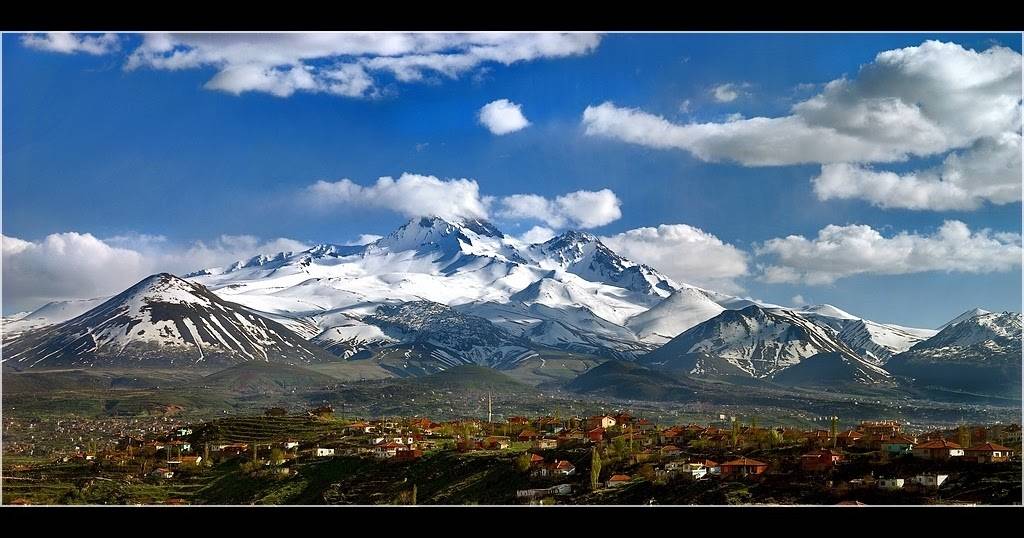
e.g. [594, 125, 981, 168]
[1, 274, 332, 369]
[937, 308, 992, 330]
[641, 305, 864, 379]
[904, 311, 1022, 358]
[528, 231, 677, 299]
[182, 217, 683, 363]
[793, 304, 936, 364]
[363, 300, 537, 368]
[625, 286, 726, 343]
[1, 297, 110, 338]
[885, 311, 1022, 395]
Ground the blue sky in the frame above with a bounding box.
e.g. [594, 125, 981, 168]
[2, 32, 1021, 327]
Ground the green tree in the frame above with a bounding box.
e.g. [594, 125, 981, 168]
[515, 453, 532, 473]
[412, 484, 417, 506]
[958, 424, 971, 448]
[830, 416, 839, 448]
[590, 447, 602, 491]
[270, 447, 285, 465]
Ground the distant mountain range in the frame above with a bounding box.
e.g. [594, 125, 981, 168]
[2, 216, 1019, 398]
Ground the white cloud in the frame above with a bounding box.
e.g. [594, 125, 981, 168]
[21, 33, 120, 55]
[305, 173, 491, 222]
[304, 174, 622, 230]
[497, 189, 621, 229]
[479, 99, 531, 135]
[518, 226, 557, 244]
[582, 41, 1022, 210]
[1, 232, 310, 312]
[756, 220, 1022, 285]
[344, 234, 384, 246]
[711, 83, 744, 103]
[812, 132, 1022, 210]
[113, 32, 600, 98]
[600, 224, 749, 293]
[791, 294, 807, 306]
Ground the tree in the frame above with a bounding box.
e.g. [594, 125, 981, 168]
[830, 416, 839, 449]
[515, 453, 532, 473]
[270, 447, 285, 465]
[958, 424, 971, 448]
[412, 484, 417, 506]
[590, 447, 602, 491]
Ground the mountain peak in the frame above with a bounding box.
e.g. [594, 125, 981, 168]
[937, 307, 992, 330]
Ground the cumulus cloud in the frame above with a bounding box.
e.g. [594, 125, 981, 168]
[599, 224, 749, 293]
[812, 132, 1022, 210]
[582, 41, 1022, 210]
[497, 189, 622, 229]
[518, 226, 557, 244]
[303, 173, 622, 230]
[1, 232, 310, 312]
[305, 173, 492, 222]
[756, 220, 1022, 285]
[711, 83, 747, 103]
[21, 33, 120, 55]
[106, 32, 600, 98]
[343, 234, 384, 246]
[791, 294, 807, 306]
[479, 99, 531, 135]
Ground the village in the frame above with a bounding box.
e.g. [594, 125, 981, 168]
[3, 403, 1021, 505]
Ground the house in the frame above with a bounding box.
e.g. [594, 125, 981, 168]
[315, 447, 335, 457]
[179, 455, 203, 467]
[720, 457, 768, 477]
[859, 420, 902, 437]
[282, 440, 300, 450]
[483, 436, 511, 450]
[877, 478, 905, 489]
[606, 474, 632, 488]
[533, 438, 558, 450]
[517, 484, 573, 501]
[528, 453, 545, 468]
[517, 429, 540, 442]
[702, 460, 721, 474]
[636, 419, 655, 432]
[394, 449, 423, 461]
[913, 439, 964, 461]
[587, 416, 616, 430]
[550, 460, 576, 476]
[880, 435, 916, 456]
[508, 416, 530, 425]
[373, 442, 406, 459]
[836, 430, 864, 448]
[665, 462, 707, 480]
[309, 405, 334, 419]
[659, 445, 682, 457]
[613, 412, 633, 425]
[908, 474, 949, 488]
[586, 427, 605, 443]
[800, 449, 844, 472]
[965, 442, 1014, 463]
[659, 427, 687, 446]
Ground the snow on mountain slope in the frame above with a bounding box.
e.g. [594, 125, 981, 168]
[643, 305, 863, 378]
[185, 217, 680, 363]
[625, 286, 726, 343]
[886, 311, 1022, 395]
[912, 311, 1022, 352]
[1, 297, 110, 337]
[362, 300, 537, 368]
[936, 308, 992, 330]
[792, 304, 935, 364]
[1, 274, 333, 369]
[528, 231, 678, 300]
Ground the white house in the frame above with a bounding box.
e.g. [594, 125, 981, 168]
[909, 474, 949, 488]
[315, 447, 335, 457]
[283, 441, 300, 450]
[878, 478, 905, 489]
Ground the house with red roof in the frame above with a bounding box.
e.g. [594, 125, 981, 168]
[720, 457, 768, 477]
[913, 439, 964, 461]
[800, 449, 844, 472]
[606, 474, 632, 488]
[965, 442, 1014, 463]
